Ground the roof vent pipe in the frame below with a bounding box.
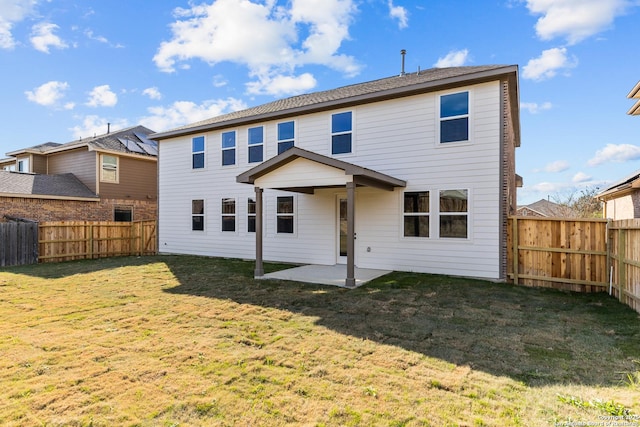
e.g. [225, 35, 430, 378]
[400, 49, 406, 76]
[107, 122, 111, 134]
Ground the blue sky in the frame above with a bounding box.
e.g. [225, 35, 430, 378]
[0, 0, 638, 205]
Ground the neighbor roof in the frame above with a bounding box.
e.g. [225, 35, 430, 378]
[517, 199, 572, 217]
[151, 65, 519, 141]
[6, 125, 157, 158]
[597, 168, 640, 199]
[628, 80, 640, 116]
[0, 170, 99, 200]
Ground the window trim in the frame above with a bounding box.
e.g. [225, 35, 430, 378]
[276, 195, 295, 235]
[192, 135, 205, 169]
[438, 189, 469, 239]
[100, 154, 119, 183]
[248, 126, 264, 163]
[221, 130, 236, 166]
[437, 90, 471, 145]
[114, 206, 133, 222]
[277, 120, 295, 154]
[192, 199, 205, 232]
[247, 197, 256, 233]
[330, 110, 354, 155]
[221, 197, 236, 232]
[403, 191, 430, 238]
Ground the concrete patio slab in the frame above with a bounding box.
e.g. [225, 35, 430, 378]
[259, 264, 392, 288]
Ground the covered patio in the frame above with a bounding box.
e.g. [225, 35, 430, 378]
[236, 147, 406, 288]
[259, 264, 392, 288]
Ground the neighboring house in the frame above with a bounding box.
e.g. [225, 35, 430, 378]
[152, 65, 521, 284]
[516, 199, 575, 217]
[0, 125, 158, 222]
[596, 169, 640, 220]
[628, 80, 640, 116]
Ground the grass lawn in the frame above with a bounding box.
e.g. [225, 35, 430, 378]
[0, 255, 639, 426]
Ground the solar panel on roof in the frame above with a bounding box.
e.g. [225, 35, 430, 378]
[117, 137, 145, 154]
[134, 132, 158, 147]
[138, 143, 158, 156]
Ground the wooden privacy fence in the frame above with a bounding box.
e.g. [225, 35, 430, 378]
[38, 220, 157, 263]
[0, 221, 38, 266]
[508, 216, 640, 314]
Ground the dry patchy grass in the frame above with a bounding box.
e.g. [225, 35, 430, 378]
[0, 255, 638, 426]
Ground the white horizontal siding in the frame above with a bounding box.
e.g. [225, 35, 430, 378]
[158, 80, 504, 279]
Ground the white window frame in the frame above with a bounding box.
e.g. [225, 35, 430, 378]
[277, 120, 295, 154]
[192, 199, 205, 232]
[436, 90, 472, 146]
[437, 189, 469, 239]
[221, 197, 236, 232]
[330, 110, 354, 156]
[402, 191, 431, 238]
[221, 131, 236, 166]
[192, 136, 205, 169]
[247, 197, 256, 233]
[17, 158, 29, 173]
[100, 154, 119, 183]
[276, 195, 296, 235]
[248, 126, 264, 163]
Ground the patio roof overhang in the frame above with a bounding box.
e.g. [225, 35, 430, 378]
[236, 147, 406, 288]
[236, 147, 406, 193]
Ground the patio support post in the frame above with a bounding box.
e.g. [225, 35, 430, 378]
[254, 186, 264, 277]
[346, 181, 356, 288]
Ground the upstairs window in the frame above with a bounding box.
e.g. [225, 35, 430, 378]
[222, 198, 236, 232]
[101, 154, 118, 183]
[192, 199, 204, 231]
[276, 196, 294, 234]
[331, 111, 352, 154]
[192, 136, 205, 169]
[439, 190, 468, 238]
[17, 158, 29, 173]
[248, 198, 256, 233]
[440, 92, 469, 143]
[222, 131, 236, 166]
[248, 126, 264, 163]
[403, 191, 430, 237]
[277, 121, 295, 154]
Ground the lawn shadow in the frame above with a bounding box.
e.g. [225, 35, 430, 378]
[0, 256, 157, 279]
[161, 256, 640, 388]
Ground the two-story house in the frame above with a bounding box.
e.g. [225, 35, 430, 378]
[151, 65, 520, 285]
[0, 125, 158, 222]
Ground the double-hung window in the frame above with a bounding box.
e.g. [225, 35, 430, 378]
[248, 126, 263, 163]
[247, 198, 256, 232]
[403, 192, 429, 237]
[331, 111, 352, 154]
[221, 198, 236, 232]
[440, 92, 469, 143]
[277, 121, 295, 154]
[17, 158, 29, 173]
[101, 154, 118, 183]
[276, 196, 294, 234]
[439, 190, 468, 238]
[192, 200, 204, 231]
[222, 131, 236, 166]
[192, 136, 205, 169]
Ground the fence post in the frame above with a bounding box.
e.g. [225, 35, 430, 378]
[511, 216, 519, 285]
[88, 224, 94, 259]
[617, 227, 626, 302]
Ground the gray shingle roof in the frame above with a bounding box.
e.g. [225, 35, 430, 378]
[152, 65, 518, 140]
[0, 170, 98, 199]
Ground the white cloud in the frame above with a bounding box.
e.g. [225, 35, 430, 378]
[142, 87, 162, 100]
[388, 0, 408, 29]
[70, 115, 130, 140]
[30, 22, 68, 53]
[525, 0, 633, 45]
[212, 75, 228, 88]
[522, 47, 577, 81]
[587, 143, 640, 166]
[153, 0, 360, 96]
[520, 101, 552, 114]
[246, 72, 316, 96]
[139, 98, 247, 132]
[25, 80, 70, 108]
[434, 49, 469, 68]
[86, 85, 118, 107]
[544, 160, 570, 173]
[572, 172, 592, 183]
[0, 0, 39, 49]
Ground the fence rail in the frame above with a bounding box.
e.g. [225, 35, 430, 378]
[508, 216, 640, 314]
[38, 220, 157, 263]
